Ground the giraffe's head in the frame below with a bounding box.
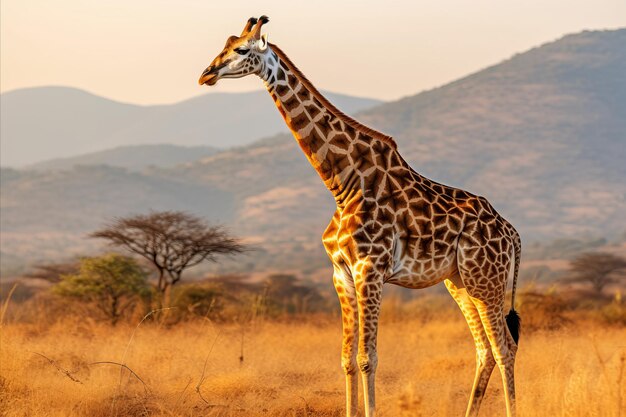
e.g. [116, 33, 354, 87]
[198, 16, 271, 86]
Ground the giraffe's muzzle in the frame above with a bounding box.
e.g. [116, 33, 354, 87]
[198, 67, 219, 86]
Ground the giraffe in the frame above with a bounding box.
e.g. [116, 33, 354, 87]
[199, 16, 521, 417]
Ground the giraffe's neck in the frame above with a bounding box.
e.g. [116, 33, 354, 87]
[258, 43, 396, 205]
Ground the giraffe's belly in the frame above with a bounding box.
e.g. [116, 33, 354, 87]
[385, 239, 459, 289]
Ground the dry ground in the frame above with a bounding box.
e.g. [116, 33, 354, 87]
[1, 309, 624, 417]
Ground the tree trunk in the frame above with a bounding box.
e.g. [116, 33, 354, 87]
[111, 296, 119, 326]
[593, 277, 605, 297]
[163, 282, 172, 308]
[157, 268, 165, 293]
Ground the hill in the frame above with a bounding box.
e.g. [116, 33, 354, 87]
[0, 166, 234, 274]
[28, 144, 219, 171]
[0, 87, 382, 167]
[2, 29, 625, 278]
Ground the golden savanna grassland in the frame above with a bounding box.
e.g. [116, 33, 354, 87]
[1, 293, 624, 417]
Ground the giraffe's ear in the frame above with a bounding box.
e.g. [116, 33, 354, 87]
[258, 34, 269, 51]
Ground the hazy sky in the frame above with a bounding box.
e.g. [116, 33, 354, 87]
[2, 0, 625, 104]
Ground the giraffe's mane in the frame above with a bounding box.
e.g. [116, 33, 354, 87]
[269, 43, 397, 149]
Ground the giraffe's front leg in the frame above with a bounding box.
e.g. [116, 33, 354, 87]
[354, 261, 383, 417]
[333, 265, 359, 417]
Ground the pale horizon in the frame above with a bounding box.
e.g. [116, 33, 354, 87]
[2, 0, 626, 105]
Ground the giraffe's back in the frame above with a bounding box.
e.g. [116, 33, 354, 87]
[332, 144, 518, 290]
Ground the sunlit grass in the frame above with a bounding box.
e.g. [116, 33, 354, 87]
[1, 307, 624, 417]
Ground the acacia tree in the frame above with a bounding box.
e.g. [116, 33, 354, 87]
[90, 211, 244, 303]
[565, 252, 626, 297]
[54, 254, 149, 325]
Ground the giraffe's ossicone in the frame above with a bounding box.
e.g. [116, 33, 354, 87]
[199, 16, 521, 417]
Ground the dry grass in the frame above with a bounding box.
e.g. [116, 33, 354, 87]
[1, 309, 625, 417]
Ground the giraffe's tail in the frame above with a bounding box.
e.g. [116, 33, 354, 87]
[505, 227, 521, 344]
[505, 309, 521, 345]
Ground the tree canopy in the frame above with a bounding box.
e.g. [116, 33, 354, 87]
[54, 254, 150, 324]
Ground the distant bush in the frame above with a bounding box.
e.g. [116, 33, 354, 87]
[596, 294, 626, 326]
[27, 260, 81, 283]
[165, 274, 329, 323]
[170, 282, 227, 321]
[517, 285, 571, 331]
[262, 274, 327, 316]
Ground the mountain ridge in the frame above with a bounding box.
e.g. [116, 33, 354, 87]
[28, 144, 219, 172]
[0, 87, 383, 167]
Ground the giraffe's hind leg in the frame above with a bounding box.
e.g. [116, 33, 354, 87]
[472, 296, 518, 417]
[445, 276, 496, 417]
[457, 235, 518, 417]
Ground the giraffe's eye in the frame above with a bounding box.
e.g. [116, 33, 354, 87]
[234, 47, 249, 55]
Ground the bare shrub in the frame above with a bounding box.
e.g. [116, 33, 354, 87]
[517, 285, 571, 331]
[262, 274, 326, 316]
[171, 282, 226, 321]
